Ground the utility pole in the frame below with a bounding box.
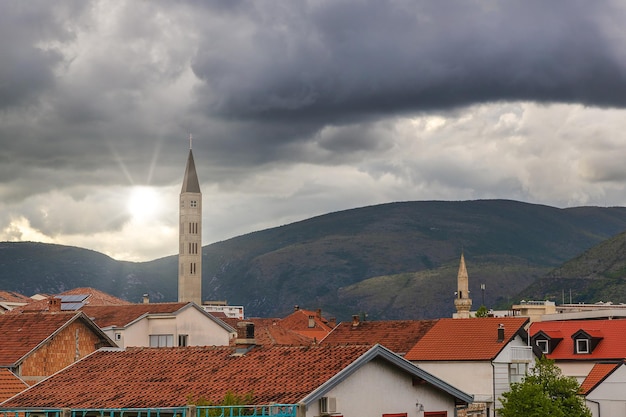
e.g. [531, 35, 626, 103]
[480, 283, 486, 306]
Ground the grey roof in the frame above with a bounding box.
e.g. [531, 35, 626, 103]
[181, 149, 201, 193]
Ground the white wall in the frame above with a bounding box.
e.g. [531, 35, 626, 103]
[586, 365, 626, 417]
[114, 306, 232, 347]
[413, 361, 494, 404]
[555, 361, 596, 384]
[306, 358, 461, 417]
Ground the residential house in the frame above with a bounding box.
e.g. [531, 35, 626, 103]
[405, 317, 534, 417]
[225, 318, 315, 346]
[580, 360, 626, 417]
[529, 319, 626, 383]
[280, 306, 335, 341]
[0, 310, 115, 385]
[320, 315, 438, 356]
[0, 291, 32, 313]
[81, 302, 236, 347]
[2, 341, 473, 417]
[16, 287, 131, 312]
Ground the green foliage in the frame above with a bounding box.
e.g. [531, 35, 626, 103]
[499, 357, 591, 417]
[187, 390, 255, 417]
[475, 305, 489, 317]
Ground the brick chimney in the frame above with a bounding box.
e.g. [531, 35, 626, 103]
[497, 323, 505, 343]
[48, 296, 62, 312]
[233, 322, 256, 356]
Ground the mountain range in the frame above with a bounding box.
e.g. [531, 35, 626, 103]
[2, 199, 626, 321]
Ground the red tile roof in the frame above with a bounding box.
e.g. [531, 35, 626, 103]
[320, 319, 438, 355]
[81, 303, 192, 328]
[405, 317, 529, 361]
[530, 319, 626, 360]
[0, 369, 28, 402]
[2, 344, 374, 408]
[14, 288, 130, 313]
[279, 308, 334, 341]
[0, 291, 32, 303]
[0, 312, 98, 366]
[579, 362, 622, 395]
[60, 287, 130, 305]
[230, 318, 315, 346]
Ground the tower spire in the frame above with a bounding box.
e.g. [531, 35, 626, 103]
[454, 251, 472, 318]
[179, 138, 202, 305]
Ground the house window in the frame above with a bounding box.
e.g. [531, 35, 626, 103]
[191, 200, 197, 207]
[509, 363, 527, 384]
[150, 334, 174, 347]
[576, 339, 589, 354]
[179, 334, 188, 347]
[115, 333, 122, 341]
[536, 339, 549, 354]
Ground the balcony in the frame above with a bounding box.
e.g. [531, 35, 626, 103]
[495, 345, 534, 363]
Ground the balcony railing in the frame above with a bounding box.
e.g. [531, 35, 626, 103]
[509, 346, 534, 363]
[0, 405, 299, 417]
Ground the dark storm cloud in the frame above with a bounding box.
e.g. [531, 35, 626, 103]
[191, 1, 626, 121]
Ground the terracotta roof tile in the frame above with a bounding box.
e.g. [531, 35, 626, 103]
[0, 312, 87, 366]
[279, 309, 333, 341]
[405, 317, 529, 361]
[232, 318, 315, 346]
[2, 344, 374, 408]
[82, 303, 191, 328]
[0, 291, 32, 303]
[530, 319, 626, 360]
[13, 288, 130, 313]
[60, 288, 130, 305]
[0, 369, 28, 402]
[579, 362, 622, 395]
[320, 319, 438, 355]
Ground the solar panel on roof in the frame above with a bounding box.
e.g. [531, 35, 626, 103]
[61, 302, 85, 311]
[60, 294, 89, 303]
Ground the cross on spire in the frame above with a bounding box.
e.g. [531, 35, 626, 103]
[189, 134, 193, 149]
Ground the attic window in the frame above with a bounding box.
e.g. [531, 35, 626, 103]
[572, 329, 603, 355]
[576, 339, 589, 354]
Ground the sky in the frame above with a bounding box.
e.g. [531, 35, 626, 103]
[2, 1, 626, 262]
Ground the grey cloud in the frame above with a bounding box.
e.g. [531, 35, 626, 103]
[191, 1, 626, 122]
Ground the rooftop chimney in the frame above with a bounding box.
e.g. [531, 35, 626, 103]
[497, 323, 505, 343]
[142, 294, 150, 304]
[294, 305, 300, 311]
[48, 296, 62, 312]
[352, 315, 360, 327]
[308, 315, 315, 328]
[233, 322, 256, 356]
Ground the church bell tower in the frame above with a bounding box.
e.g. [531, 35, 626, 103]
[178, 136, 202, 305]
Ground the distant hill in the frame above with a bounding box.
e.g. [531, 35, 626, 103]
[516, 229, 626, 304]
[2, 200, 626, 320]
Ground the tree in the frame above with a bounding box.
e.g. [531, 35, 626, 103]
[474, 305, 489, 317]
[498, 356, 591, 417]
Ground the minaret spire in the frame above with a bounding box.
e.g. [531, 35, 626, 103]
[454, 251, 472, 318]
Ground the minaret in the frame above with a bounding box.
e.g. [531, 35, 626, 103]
[178, 135, 202, 305]
[454, 252, 472, 318]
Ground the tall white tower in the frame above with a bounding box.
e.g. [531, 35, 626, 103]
[454, 252, 472, 319]
[178, 137, 202, 304]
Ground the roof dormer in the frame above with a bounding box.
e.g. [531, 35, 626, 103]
[531, 330, 563, 356]
[572, 329, 603, 355]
